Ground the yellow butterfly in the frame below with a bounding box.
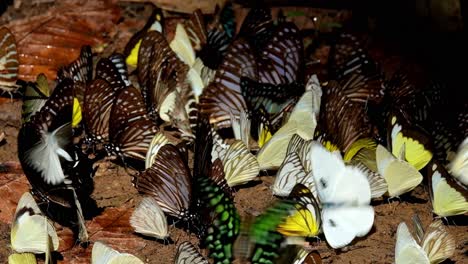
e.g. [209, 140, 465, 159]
[376, 144, 422, 197]
[428, 161, 468, 217]
[389, 114, 432, 170]
[257, 75, 322, 170]
[8, 253, 37, 264]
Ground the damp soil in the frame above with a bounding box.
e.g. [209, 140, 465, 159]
[1, 1, 467, 264]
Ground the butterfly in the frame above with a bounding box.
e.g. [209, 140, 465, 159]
[21, 73, 50, 124]
[137, 30, 193, 137]
[174, 241, 209, 264]
[257, 75, 321, 170]
[170, 23, 205, 99]
[277, 184, 321, 239]
[192, 116, 240, 264]
[211, 138, 259, 188]
[319, 73, 380, 153]
[197, 160, 240, 263]
[124, 6, 164, 67]
[447, 137, 468, 186]
[273, 135, 315, 197]
[133, 143, 192, 220]
[238, 7, 275, 52]
[241, 77, 304, 139]
[395, 217, 455, 264]
[0, 26, 19, 93]
[427, 161, 468, 217]
[18, 78, 93, 242]
[82, 79, 118, 155]
[199, 38, 257, 128]
[376, 144, 423, 198]
[130, 196, 169, 240]
[249, 200, 296, 264]
[91, 241, 143, 264]
[387, 112, 433, 171]
[8, 253, 37, 264]
[10, 192, 59, 263]
[256, 22, 303, 85]
[310, 142, 374, 249]
[56, 45, 93, 104]
[106, 86, 159, 165]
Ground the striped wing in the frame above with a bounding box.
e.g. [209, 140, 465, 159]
[82, 79, 117, 150]
[133, 144, 192, 220]
[108, 86, 158, 161]
[0, 26, 19, 92]
[200, 39, 256, 128]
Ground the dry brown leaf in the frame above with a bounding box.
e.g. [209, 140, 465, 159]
[119, 0, 225, 14]
[58, 204, 147, 263]
[6, 0, 121, 82]
[0, 172, 29, 223]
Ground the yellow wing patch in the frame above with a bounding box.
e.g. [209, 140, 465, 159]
[125, 40, 141, 68]
[277, 207, 320, 238]
[72, 97, 82, 128]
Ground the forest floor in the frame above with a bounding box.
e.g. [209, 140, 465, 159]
[1, 1, 467, 263]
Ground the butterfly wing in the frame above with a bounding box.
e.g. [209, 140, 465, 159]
[174, 241, 209, 264]
[8, 253, 37, 264]
[0, 26, 19, 92]
[421, 220, 455, 264]
[395, 222, 429, 264]
[376, 145, 422, 197]
[130, 196, 168, 240]
[92, 241, 143, 264]
[389, 113, 433, 170]
[428, 162, 468, 217]
[134, 144, 191, 219]
[277, 184, 321, 238]
[199, 39, 256, 127]
[448, 137, 468, 186]
[273, 152, 307, 197]
[322, 206, 374, 249]
[221, 140, 259, 187]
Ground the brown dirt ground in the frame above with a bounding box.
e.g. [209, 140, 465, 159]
[1, 1, 467, 264]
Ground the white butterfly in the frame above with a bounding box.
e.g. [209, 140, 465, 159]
[130, 196, 169, 240]
[92, 241, 143, 264]
[310, 143, 374, 249]
[395, 218, 455, 264]
[11, 192, 59, 264]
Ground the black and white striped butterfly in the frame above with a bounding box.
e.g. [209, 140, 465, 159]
[106, 86, 159, 165]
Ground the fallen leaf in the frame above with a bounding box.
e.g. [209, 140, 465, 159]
[59, 203, 147, 263]
[0, 173, 29, 223]
[119, 0, 225, 14]
[6, 0, 121, 82]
